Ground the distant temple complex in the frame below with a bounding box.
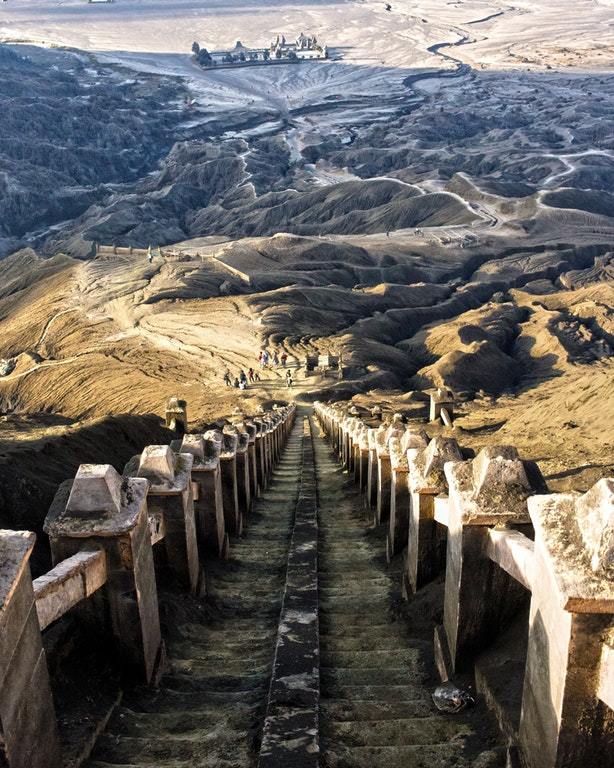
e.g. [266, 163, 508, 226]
[197, 32, 328, 67]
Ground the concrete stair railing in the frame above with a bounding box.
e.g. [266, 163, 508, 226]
[314, 399, 614, 768]
[0, 402, 296, 768]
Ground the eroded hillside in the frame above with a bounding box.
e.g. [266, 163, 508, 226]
[0, 3, 613, 536]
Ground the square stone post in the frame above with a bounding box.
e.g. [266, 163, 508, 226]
[254, 419, 268, 492]
[441, 446, 545, 673]
[405, 435, 460, 597]
[366, 427, 382, 510]
[165, 396, 188, 435]
[45, 464, 162, 682]
[125, 445, 199, 593]
[388, 428, 429, 564]
[179, 433, 228, 559]
[263, 418, 274, 481]
[218, 430, 241, 537]
[347, 418, 360, 473]
[231, 425, 253, 516]
[349, 421, 363, 482]
[272, 412, 282, 464]
[244, 422, 259, 499]
[0, 531, 61, 768]
[376, 447, 392, 524]
[375, 419, 405, 525]
[357, 430, 370, 493]
[343, 418, 353, 469]
[429, 388, 454, 423]
[519, 479, 614, 768]
[333, 413, 342, 457]
[233, 428, 252, 521]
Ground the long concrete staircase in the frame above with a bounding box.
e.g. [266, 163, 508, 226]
[86, 424, 303, 768]
[81, 413, 506, 768]
[314, 429, 506, 768]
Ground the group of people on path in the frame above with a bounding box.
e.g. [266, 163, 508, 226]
[223, 368, 260, 390]
[258, 348, 288, 368]
[223, 347, 294, 390]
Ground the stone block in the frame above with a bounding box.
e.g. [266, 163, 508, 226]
[138, 445, 176, 485]
[66, 464, 122, 516]
[45, 469, 161, 683]
[180, 434, 205, 463]
[0, 531, 61, 768]
[576, 478, 614, 575]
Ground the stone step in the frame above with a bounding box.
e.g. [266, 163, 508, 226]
[322, 716, 470, 746]
[321, 667, 420, 687]
[92, 730, 252, 762]
[320, 699, 432, 722]
[318, 683, 429, 702]
[320, 634, 410, 652]
[318, 620, 406, 636]
[321, 649, 422, 668]
[105, 704, 258, 734]
[318, 743, 506, 768]
[319, 611, 397, 625]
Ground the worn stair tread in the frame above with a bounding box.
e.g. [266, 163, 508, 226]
[321, 649, 422, 668]
[318, 742, 506, 768]
[321, 716, 471, 746]
[320, 699, 432, 721]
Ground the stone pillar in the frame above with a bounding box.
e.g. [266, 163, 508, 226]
[519, 478, 614, 768]
[375, 418, 405, 525]
[45, 464, 162, 682]
[350, 421, 364, 482]
[232, 427, 252, 522]
[263, 418, 274, 482]
[405, 436, 461, 597]
[0, 531, 61, 768]
[125, 445, 200, 593]
[357, 430, 370, 493]
[429, 387, 454, 423]
[179, 433, 227, 559]
[332, 413, 342, 456]
[165, 397, 188, 435]
[234, 421, 258, 504]
[366, 427, 382, 509]
[254, 419, 268, 493]
[271, 412, 282, 465]
[218, 431, 241, 537]
[441, 446, 545, 673]
[376, 446, 392, 524]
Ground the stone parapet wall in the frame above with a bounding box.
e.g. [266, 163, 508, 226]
[314, 399, 614, 768]
[0, 400, 296, 768]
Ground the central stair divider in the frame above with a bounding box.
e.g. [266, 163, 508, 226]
[258, 414, 320, 768]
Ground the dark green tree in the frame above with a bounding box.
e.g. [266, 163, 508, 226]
[191, 41, 200, 56]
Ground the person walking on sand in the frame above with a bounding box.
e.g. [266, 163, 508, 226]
[239, 370, 247, 386]
[254, 370, 261, 382]
[223, 370, 232, 387]
[262, 350, 269, 368]
[286, 370, 293, 388]
[281, 351, 288, 367]
[273, 350, 279, 366]
[248, 367, 255, 383]
[233, 377, 240, 388]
